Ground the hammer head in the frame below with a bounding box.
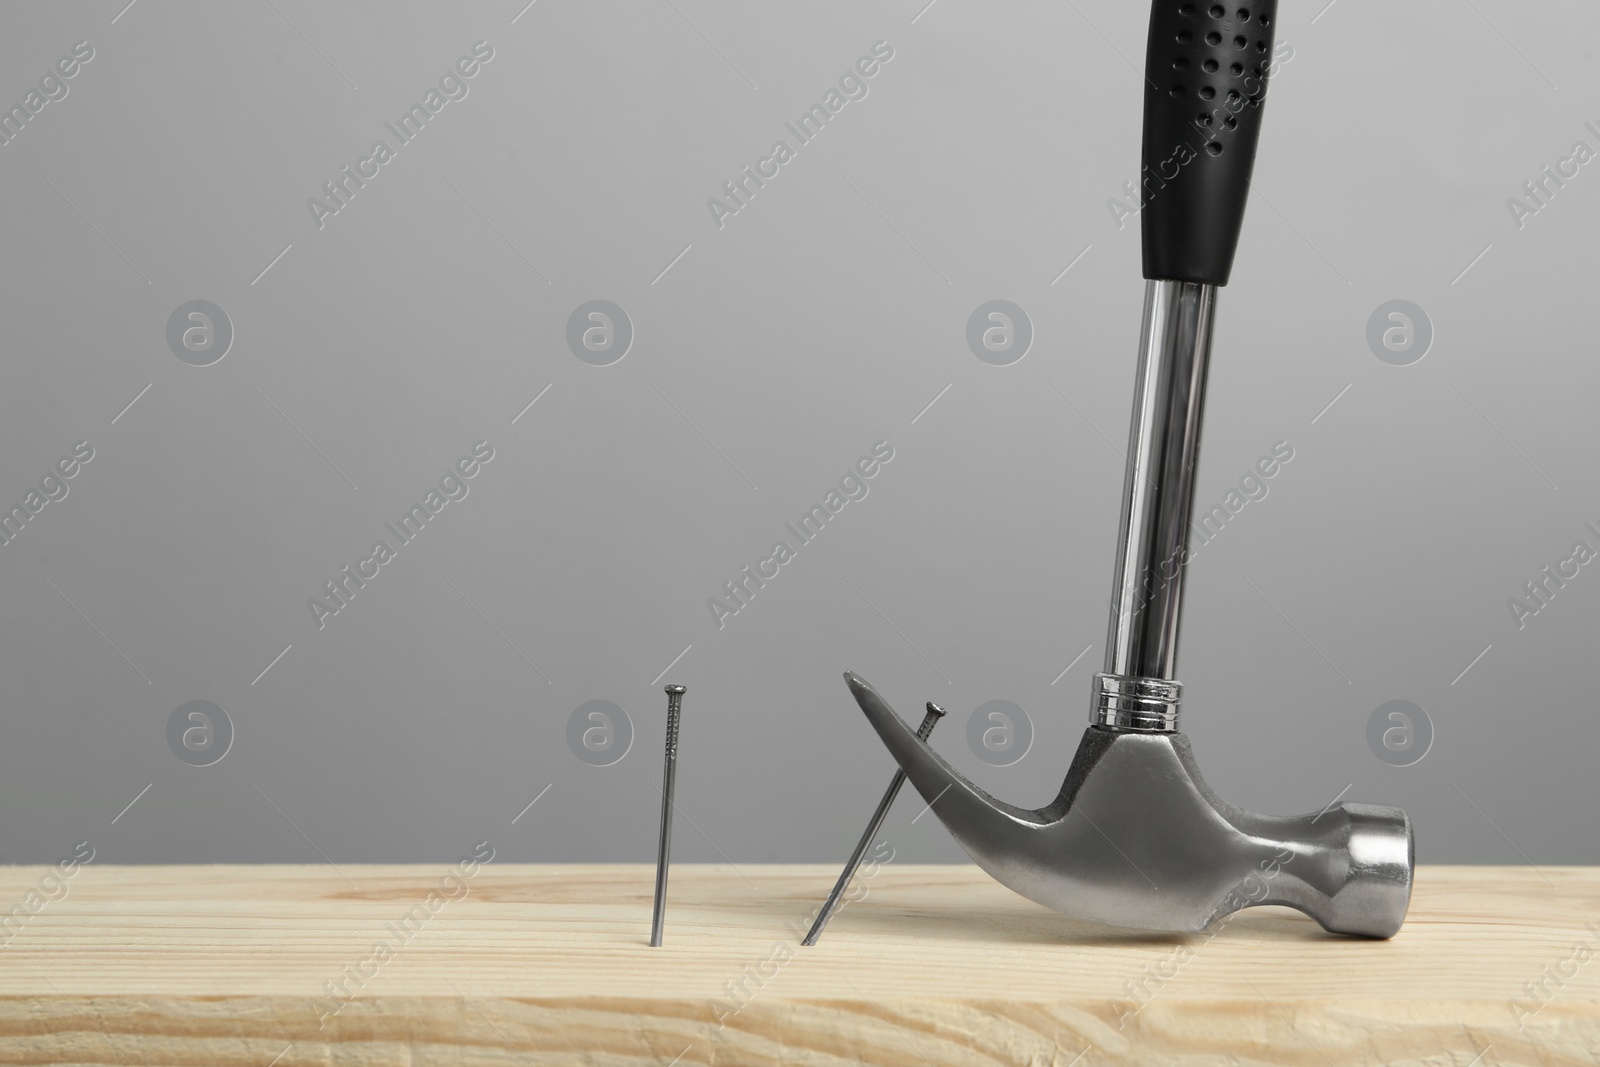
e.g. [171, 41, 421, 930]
[845, 672, 1412, 938]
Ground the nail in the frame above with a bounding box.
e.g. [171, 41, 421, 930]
[802, 701, 946, 946]
[651, 684, 686, 947]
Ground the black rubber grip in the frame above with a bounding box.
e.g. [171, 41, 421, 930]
[1141, 0, 1279, 286]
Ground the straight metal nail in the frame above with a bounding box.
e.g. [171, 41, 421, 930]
[651, 684, 686, 947]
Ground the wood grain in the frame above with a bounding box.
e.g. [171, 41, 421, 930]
[0, 863, 1594, 1065]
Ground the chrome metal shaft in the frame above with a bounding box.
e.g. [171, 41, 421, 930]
[1097, 280, 1217, 731]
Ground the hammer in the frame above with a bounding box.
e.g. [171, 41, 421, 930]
[843, 0, 1413, 938]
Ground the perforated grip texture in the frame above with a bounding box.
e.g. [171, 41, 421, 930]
[1141, 0, 1279, 286]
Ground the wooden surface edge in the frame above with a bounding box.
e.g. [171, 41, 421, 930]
[2, 863, 1597, 1065]
[0, 994, 1595, 1067]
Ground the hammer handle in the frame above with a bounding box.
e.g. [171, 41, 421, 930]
[1141, 0, 1280, 286]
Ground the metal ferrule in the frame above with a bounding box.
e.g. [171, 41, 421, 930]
[1096, 279, 1217, 731]
[1092, 673, 1182, 731]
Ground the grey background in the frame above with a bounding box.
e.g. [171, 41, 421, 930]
[1, 0, 1595, 868]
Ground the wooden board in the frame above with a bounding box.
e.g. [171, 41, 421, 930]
[0, 863, 1595, 1065]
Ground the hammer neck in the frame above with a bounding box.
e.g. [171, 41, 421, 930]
[1097, 280, 1217, 731]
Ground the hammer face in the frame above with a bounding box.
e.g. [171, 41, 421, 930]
[845, 672, 1413, 938]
